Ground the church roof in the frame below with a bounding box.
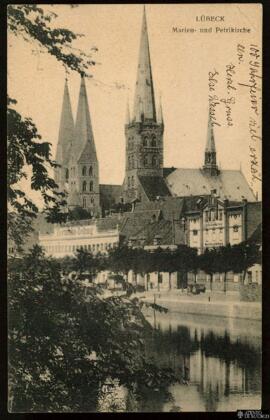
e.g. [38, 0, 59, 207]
[132, 7, 156, 122]
[71, 75, 97, 163]
[165, 168, 256, 202]
[138, 176, 172, 201]
[55, 80, 74, 166]
[246, 202, 262, 240]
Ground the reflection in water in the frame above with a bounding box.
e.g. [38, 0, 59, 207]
[96, 311, 261, 412]
[143, 311, 261, 412]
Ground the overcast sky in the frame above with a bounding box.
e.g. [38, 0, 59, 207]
[8, 4, 262, 201]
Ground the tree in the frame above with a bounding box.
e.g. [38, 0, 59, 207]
[215, 245, 234, 293]
[7, 5, 97, 249]
[230, 242, 261, 284]
[198, 248, 220, 292]
[8, 247, 177, 412]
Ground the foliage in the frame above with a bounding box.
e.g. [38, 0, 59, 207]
[67, 206, 94, 221]
[8, 246, 177, 412]
[8, 5, 97, 77]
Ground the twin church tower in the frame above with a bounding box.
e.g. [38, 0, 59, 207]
[54, 7, 222, 217]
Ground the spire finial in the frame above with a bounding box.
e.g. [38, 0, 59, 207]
[203, 104, 218, 175]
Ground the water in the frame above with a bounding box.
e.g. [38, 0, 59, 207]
[141, 310, 262, 412]
[96, 310, 261, 412]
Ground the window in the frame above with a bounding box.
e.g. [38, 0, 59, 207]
[151, 136, 157, 147]
[89, 166, 93, 176]
[131, 176, 134, 187]
[152, 155, 157, 167]
[65, 168, 69, 181]
[82, 181, 87, 192]
[143, 155, 148, 166]
[128, 177, 130, 188]
[83, 197, 87, 208]
[219, 211, 223, 220]
[131, 156, 134, 169]
[82, 166, 87, 176]
[143, 136, 148, 147]
[90, 181, 93, 192]
[233, 226, 239, 232]
[193, 230, 198, 236]
[205, 211, 209, 222]
[91, 198, 94, 204]
[88, 244, 91, 251]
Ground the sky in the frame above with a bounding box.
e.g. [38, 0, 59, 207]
[8, 4, 262, 201]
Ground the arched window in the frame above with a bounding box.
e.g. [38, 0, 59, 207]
[65, 168, 69, 181]
[131, 155, 134, 169]
[91, 197, 94, 204]
[83, 197, 87, 208]
[128, 177, 130, 188]
[90, 181, 93, 192]
[131, 176, 134, 187]
[82, 180, 87, 191]
[143, 155, 148, 167]
[152, 155, 157, 167]
[128, 156, 131, 169]
[89, 166, 93, 176]
[151, 136, 157, 147]
[82, 166, 87, 176]
[143, 136, 148, 147]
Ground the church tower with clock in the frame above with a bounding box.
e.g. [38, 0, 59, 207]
[123, 7, 165, 202]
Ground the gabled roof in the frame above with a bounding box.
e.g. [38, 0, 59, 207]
[138, 176, 172, 201]
[246, 201, 262, 239]
[165, 168, 256, 202]
[134, 196, 185, 221]
[119, 210, 161, 239]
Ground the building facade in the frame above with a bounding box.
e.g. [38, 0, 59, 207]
[39, 220, 120, 258]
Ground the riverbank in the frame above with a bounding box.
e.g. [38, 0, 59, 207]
[137, 290, 261, 321]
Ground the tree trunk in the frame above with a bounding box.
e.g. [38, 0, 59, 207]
[168, 272, 172, 290]
[210, 274, 213, 291]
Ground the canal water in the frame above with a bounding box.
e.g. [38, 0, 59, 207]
[98, 309, 261, 412]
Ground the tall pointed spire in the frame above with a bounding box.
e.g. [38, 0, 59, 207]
[73, 74, 97, 162]
[203, 108, 219, 176]
[157, 94, 163, 124]
[55, 78, 74, 166]
[125, 98, 130, 124]
[133, 6, 156, 122]
[205, 112, 216, 154]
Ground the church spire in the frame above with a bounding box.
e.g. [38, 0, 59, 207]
[55, 78, 74, 166]
[73, 74, 97, 162]
[125, 98, 130, 124]
[157, 94, 163, 124]
[132, 6, 156, 122]
[203, 108, 219, 176]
